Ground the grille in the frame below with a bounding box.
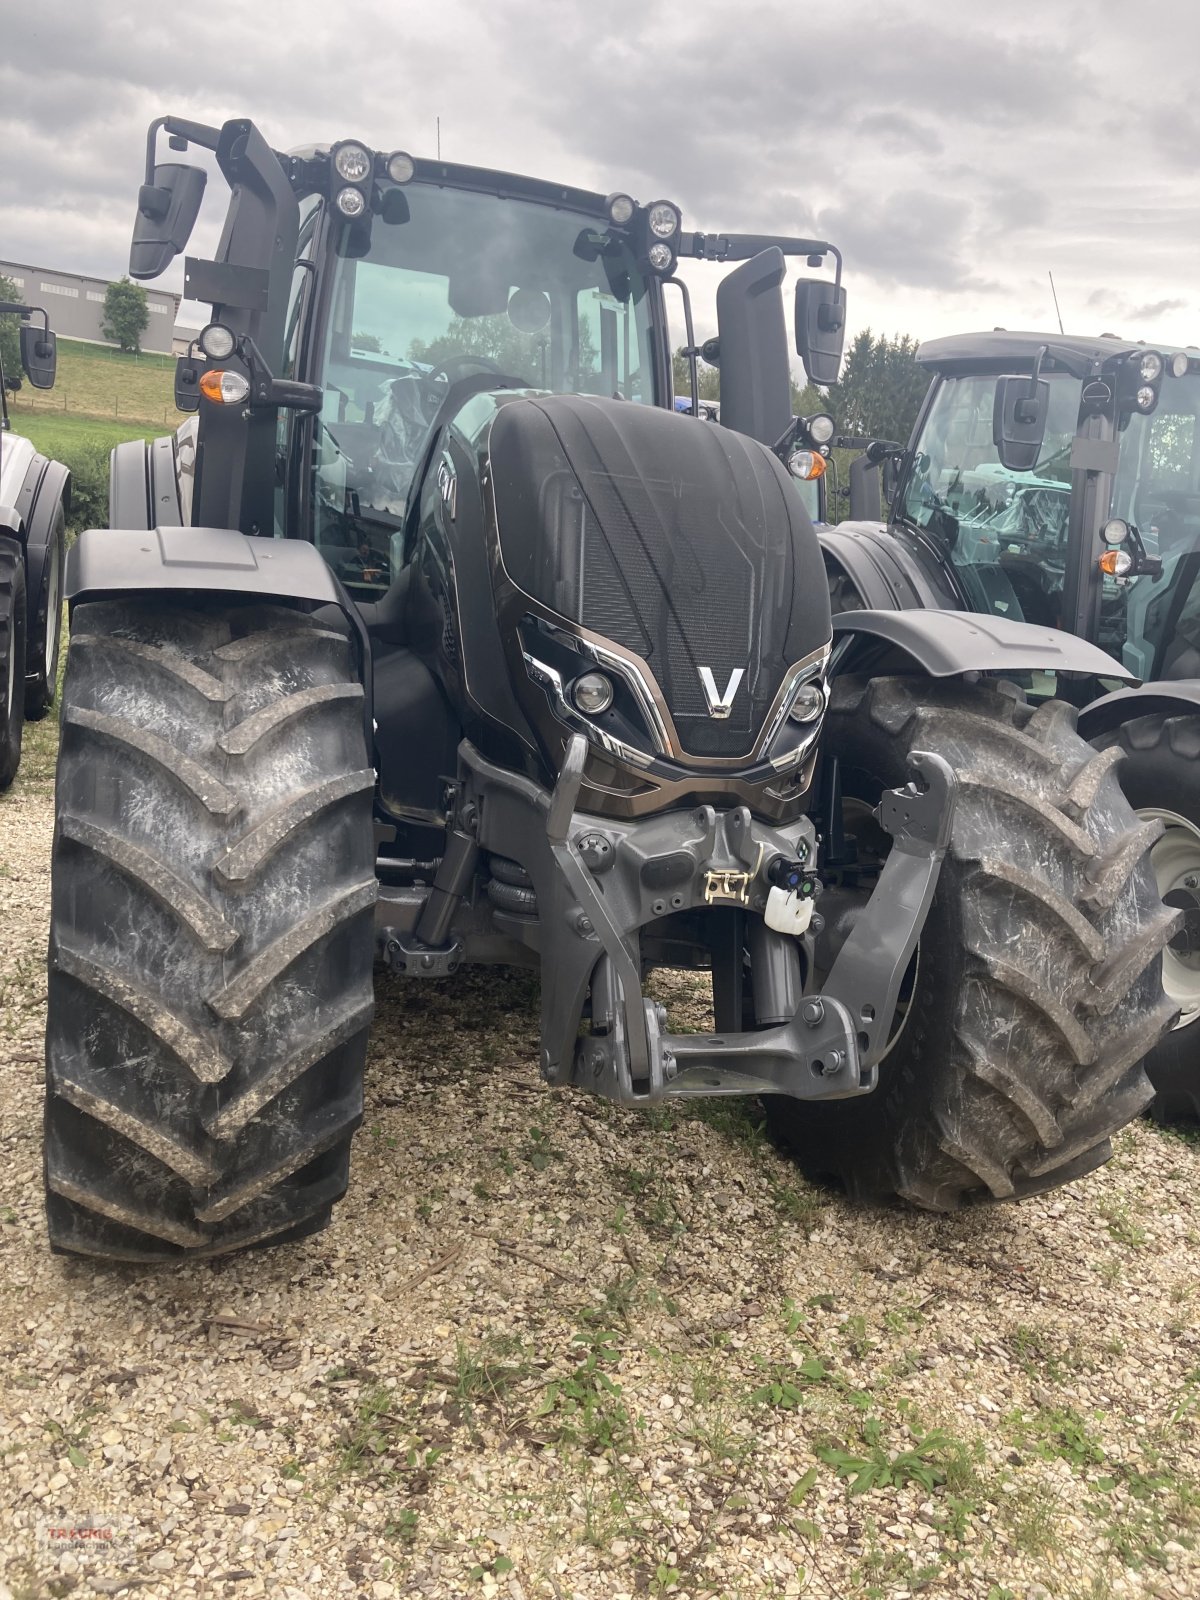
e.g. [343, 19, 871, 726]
[578, 469, 762, 755]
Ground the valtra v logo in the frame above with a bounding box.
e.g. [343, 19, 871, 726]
[698, 667, 745, 719]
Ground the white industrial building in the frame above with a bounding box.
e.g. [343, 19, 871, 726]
[0, 260, 180, 355]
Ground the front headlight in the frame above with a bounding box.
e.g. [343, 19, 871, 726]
[788, 681, 825, 723]
[572, 672, 614, 714]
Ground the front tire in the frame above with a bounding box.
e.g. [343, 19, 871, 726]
[766, 676, 1176, 1209]
[44, 599, 378, 1260]
[1093, 714, 1200, 1121]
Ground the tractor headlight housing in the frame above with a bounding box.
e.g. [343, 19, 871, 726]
[647, 201, 681, 239]
[198, 322, 236, 360]
[788, 681, 826, 723]
[1139, 351, 1164, 384]
[333, 142, 373, 183]
[572, 672, 614, 715]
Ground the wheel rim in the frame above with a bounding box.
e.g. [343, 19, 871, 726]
[43, 539, 61, 685]
[1143, 806, 1200, 1031]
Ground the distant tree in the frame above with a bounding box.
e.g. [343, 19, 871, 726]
[672, 346, 835, 420]
[410, 316, 542, 381]
[101, 277, 150, 354]
[825, 331, 927, 445]
[410, 311, 597, 390]
[352, 331, 382, 353]
[791, 377, 830, 418]
[0, 274, 22, 390]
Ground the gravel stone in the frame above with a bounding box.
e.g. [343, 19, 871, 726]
[4, 750, 1200, 1597]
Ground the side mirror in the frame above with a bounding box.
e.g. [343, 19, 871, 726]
[130, 162, 207, 279]
[19, 324, 56, 389]
[795, 279, 847, 385]
[715, 247, 792, 447]
[174, 353, 201, 413]
[993, 375, 1049, 473]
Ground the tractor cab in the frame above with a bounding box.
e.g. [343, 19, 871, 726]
[840, 331, 1200, 682]
[132, 120, 846, 605]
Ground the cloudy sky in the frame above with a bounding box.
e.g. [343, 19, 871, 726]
[2, 0, 1198, 361]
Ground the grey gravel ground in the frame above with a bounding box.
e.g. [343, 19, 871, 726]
[4, 726, 1200, 1600]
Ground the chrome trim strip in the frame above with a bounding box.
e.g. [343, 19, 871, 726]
[523, 652, 656, 769]
[532, 619, 673, 754]
[523, 604, 831, 771]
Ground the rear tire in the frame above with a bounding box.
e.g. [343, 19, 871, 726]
[44, 599, 377, 1260]
[24, 499, 66, 720]
[1092, 714, 1200, 1122]
[765, 676, 1176, 1209]
[0, 535, 27, 791]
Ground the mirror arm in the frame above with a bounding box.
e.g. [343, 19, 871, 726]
[145, 114, 222, 183]
[664, 276, 700, 419]
[239, 335, 323, 412]
[1013, 344, 1049, 425]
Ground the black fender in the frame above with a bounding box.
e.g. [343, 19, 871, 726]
[10, 450, 70, 547]
[818, 523, 959, 612]
[110, 436, 181, 529]
[1078, 681, 1200, 742]
[20, 455, 71, 688]
[22, 456, 70, 589]
[831, 609, 1138, 683]
[66, 526, 374, 748]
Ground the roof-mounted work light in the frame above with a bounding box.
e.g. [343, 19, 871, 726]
[641, 199, 682, 275]
[330, 140, 375, 218]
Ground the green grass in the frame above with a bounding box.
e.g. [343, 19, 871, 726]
[8, 336, 178, 428]
[13, 410, 162, 460]
[10, 413, 170, 536]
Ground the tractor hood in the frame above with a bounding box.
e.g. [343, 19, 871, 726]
[480, 392, 831, 759]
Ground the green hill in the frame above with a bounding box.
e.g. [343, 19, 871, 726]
[8, 337, 179, 429]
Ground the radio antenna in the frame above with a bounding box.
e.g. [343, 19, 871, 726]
[1048, 270, 1065, 335]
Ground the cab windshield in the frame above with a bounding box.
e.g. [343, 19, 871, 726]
[311, 184, 658, 594]
[1109, 372, 1200, 675]
[901, 368, 1200, 675]
[901, 373, 1081, 627]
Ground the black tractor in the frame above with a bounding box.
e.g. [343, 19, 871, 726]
[824, 332, 1200, 1119]
[0, 300, 69, 787]
[41, 119, 1177, 1260]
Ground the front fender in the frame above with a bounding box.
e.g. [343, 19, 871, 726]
[66, 526, 343, 608]
[819, 524, 952, 612]
[831, 609, 1138, 683]
[66, 527, 373, 745]
[1078, 681, 1200, 741]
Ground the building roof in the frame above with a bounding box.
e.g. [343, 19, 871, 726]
[0, 259, 178, 306]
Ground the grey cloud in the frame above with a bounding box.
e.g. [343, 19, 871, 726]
[854, 112, 943, 157]
[0, 0, 1196, 349]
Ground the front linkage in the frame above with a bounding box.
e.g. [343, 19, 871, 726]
[382, 733, 957, 1107]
